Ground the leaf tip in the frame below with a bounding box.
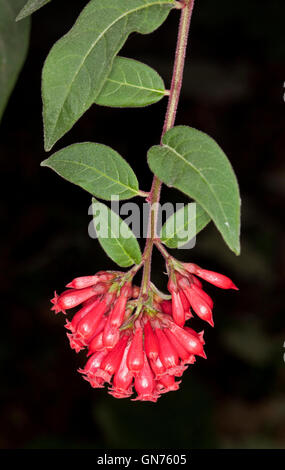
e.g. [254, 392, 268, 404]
[44, 140, 53, 153]
[231, 241, 241, 256]
[43, 128, 55, 152]
[15, 11, 30, 22]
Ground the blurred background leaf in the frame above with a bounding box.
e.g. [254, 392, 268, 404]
[0, 0, 30, 122]
[16, 0, 51, 21]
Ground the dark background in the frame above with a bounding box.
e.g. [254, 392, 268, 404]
[0, 0, 284, 449]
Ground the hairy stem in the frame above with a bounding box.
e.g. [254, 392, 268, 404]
[140, 0, 195, 296]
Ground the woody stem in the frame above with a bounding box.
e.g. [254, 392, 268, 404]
[140, 0, 195, 296]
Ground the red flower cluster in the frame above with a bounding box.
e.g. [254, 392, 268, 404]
[165, 262, 238, 328]
[51, 263, 237, 402]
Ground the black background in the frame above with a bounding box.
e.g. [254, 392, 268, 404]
[0, 0, 284, 449]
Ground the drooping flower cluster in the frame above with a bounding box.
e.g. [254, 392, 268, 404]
[51, 262, 237, 401]
[164, 261, 238, 328]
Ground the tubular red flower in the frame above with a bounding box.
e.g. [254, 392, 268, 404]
[109, 342, 134, 398]
[190, 283, 214, 309]
[164, 328, 191, 362]
[66, 275, 100, 289]
[167, 277, 178, 294]
[168, 322, 207, 359]
[184, 263, 238, 290]
[178, 277, 214, 326]
[155, 328, 181, 375]
[87, 317, 107, 356]
[184, 326, 205, 345]
[87, 331, 104, 355]
[66, 272, 115, 289]
[76, 295, 111, 344]
[78, 350, 108, 388]
[127, 327, 144, 374]
[79, 349, 107, 374]
[178, 289, 190, 311]
[102, 314, 120, 349]
[188, 290, 214, 327]
[132, 353, 158, 402]
[109, 284, 131, 328]
[171, 290, 186, 327]
[95, 335, 129, 384]
[51, 286, 98, 314]
[65, 297, 101, 333]
[144, 321, 159, 361]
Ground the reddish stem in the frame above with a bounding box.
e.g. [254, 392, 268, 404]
[140, 0, 195, 296]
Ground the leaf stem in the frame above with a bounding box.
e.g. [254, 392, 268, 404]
[140, 0, 195, 297]
[138, 190, 150, 198]
[154, 240, 171, 260]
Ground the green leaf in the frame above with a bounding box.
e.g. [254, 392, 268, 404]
[148, 126, 241, 254]
[92, 198, 142, 267]
[16, 0, 51, 21]
[0, 0, 30, 122]
[160, 203, 211, 249]
[42, 0, 175, 151]
[95, 56, 165, 108]
[41, 142, 139, 200]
